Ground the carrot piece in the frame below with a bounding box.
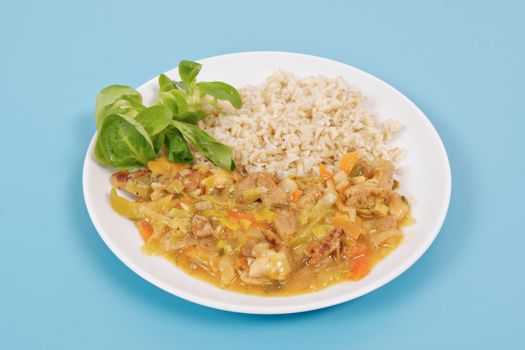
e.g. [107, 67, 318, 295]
[228, 210, 256, 222]
[340, 152, 360, 174]
[318, 164, 332, 181]
[227, 210, 271, 231]
[331, 214, 365, 240]
[137, 221, 154, 242]
[348, 257, 371, 280]
[289, 189, 303, 203]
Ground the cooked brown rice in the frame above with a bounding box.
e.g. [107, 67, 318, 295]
[199, 71, 404, 178]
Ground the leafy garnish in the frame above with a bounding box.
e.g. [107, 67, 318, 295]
[97, 114, 155, 169]
[95, 85, 143, 128]
[158, 74, 177, 92]
[135, 105, 172, 136]
[158, 89, 188, 116]
[178, 60, 202, 87]
[172, 121, 236, 171]
[93, 60, 242, 170]
[174, 110, 206, 124]
[165, 127, 193, 165]
[152, 131, 165, 154]
[196, 81, 242, 109]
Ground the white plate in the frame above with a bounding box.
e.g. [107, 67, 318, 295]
[83, 51, 451, 314]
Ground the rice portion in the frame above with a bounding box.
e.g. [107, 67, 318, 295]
[199, 71, 404, 178]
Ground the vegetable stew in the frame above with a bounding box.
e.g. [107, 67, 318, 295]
[110, 153, 412, 296]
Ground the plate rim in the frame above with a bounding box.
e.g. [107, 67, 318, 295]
[83, 51, 452, 314]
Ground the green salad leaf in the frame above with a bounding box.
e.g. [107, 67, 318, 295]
[178, 60, 202, 87]
[158, 89, 188, 116]
[158, 74, 177, 92]
[172, 120, 235, 171]
[97, 114, 155, 169]
[135, 105, 172, 135]
[173, 110, 206, 124]
[94, 139, 109, 165]
[196, 81, 243, 109]
[165, 127, 193, 165]
[93, 60, 242, 171]
[95, 85, 142, 128]
[152, 131, 165, 154]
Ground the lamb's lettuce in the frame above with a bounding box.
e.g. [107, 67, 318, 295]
[97, 114, 155, 169]
[135, 105, 172, 136]
[93, 60, 242, 170]
[95, 85, 143, 128]
[172, 120, 235, 171]
[158, 74, 177, 92]
[196, 81, 242, 109]
[165, 127, 193, 165]
[178, 60, 202, 87]
[158, 89, 188, 116]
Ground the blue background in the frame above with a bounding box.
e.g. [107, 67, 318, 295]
[1, 0, 523, 348]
